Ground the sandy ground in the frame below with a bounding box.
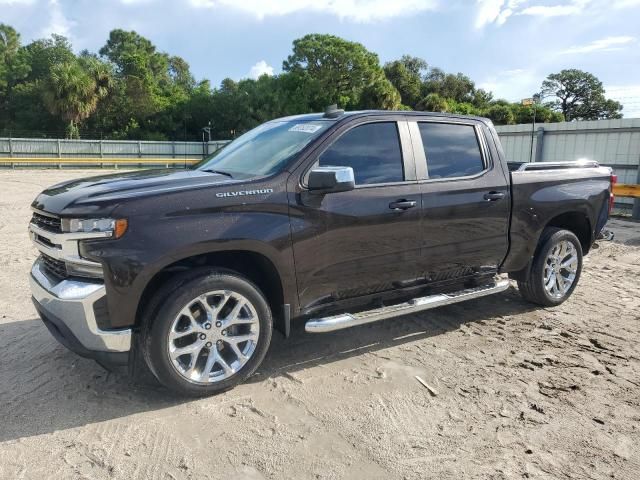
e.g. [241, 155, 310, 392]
[0, 169, 639, 480]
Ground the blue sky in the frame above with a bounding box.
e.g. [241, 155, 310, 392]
[3, 0, 640, 116]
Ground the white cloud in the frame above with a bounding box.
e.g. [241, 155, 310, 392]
[474, 0, 505, 28]
[0, 0, 35, 4]
[612, 0, 640, 7]
[39, 0, 76, 39]
[188, 0, 439, 22]
[474, 0, 526, 28]
[559, 35, 636, 54]
[520, 0, 591, 17]
[249, 60, 274, 79]
[475, 0, 626, 27]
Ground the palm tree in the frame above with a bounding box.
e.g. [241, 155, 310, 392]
[42, 58, 112, 138]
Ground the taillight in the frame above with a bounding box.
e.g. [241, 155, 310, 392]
[609, 173, 617, 214]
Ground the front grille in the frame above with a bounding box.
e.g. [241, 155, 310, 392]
[32, 212, 62, 233]
[41, 253, 67, 279]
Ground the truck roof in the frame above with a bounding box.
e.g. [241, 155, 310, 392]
[273, 110, 492, 125]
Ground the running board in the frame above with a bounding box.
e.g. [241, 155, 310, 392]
[305, 278, 511, 333]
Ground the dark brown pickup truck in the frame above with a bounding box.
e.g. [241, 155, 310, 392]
[29, 109, 615, 395]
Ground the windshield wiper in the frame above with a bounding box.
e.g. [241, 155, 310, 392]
[201, 169, 233, 178]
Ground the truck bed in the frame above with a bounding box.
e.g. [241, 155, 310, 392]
[502, 162, 612, 275]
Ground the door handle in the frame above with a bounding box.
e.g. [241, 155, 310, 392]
[484, 191, 505, 201]
[389, 199, 417, 211]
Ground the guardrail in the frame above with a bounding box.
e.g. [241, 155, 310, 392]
[613, 184, 640, 198]
[0, 157, 201, 168]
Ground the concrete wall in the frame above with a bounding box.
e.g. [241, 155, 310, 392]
[495, 118, 640, 212]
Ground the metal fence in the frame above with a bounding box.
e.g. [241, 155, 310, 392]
[0, 138, 230, 168]
[2, 120, 639, 214]
[495, 118, 640, 214]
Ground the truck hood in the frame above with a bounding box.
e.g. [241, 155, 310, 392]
[31, 168, 238, 215]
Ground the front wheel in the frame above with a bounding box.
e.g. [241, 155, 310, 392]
[141, 269, 272, 396]
[517, 227, 583, 307]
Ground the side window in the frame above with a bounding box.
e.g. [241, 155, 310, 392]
[417, 123, 485, 179]
[318, 122, 404, 185]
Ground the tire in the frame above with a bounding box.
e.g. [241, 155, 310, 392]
[141, 268, 272, 396]
[517, 227, 583, 307]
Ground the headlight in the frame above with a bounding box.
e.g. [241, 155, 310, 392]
[62, 218, 128, 238]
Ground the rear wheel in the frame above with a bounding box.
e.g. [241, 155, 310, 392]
[142, 269, 272, 396]
[517, 227, 583, 307]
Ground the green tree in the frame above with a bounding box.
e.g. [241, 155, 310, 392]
[0, 24, 31, 127]
[0, 24, 30, 92]
[282, 33, 399, 110]
[472, 88, 493, 108]
[541, 69, 622, 121]
[485, 104, 515, 125]
[423, 68, 476, 104]
[95, 29, 197, 139]
[23, 34, 74, 82]
[383, 55, 427, 108]
[359, 76, 402, 109]
[417, 93, 448, 112]
[42, 58, 111, 138]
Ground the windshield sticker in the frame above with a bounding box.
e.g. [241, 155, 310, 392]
[288, 124, 322, 133]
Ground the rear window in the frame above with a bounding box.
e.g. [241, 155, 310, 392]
[418, 123, 485, 179]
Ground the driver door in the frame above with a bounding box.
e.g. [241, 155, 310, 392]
[288, 118, 424, 313]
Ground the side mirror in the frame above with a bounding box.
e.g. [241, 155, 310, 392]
[307, 166, 355, 194]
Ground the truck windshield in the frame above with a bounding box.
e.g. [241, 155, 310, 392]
[194, 120, 332, 177]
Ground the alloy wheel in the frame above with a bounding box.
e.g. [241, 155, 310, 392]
[543, 240, 579, 299]
[167, 290, 260, 384]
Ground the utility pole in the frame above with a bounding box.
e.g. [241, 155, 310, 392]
[633, 159, 640, 220]
[202, 122, 212, 158]
[521, 97, 536, 163]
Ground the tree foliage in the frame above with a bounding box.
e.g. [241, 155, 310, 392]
[0, 25, 625, 140]
[283, 34, 400, 110]
[42, 57, 111, 138]
[541, 69, 622, 121]
[383, 55, 427, 108]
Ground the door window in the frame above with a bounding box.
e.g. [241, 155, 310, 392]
[318, 122, 404, 185]
[417, 123, 484, 179]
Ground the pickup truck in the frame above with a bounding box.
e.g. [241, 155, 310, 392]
[28, 109, 615, 396]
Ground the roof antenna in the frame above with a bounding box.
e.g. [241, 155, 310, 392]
[323, 104, 344, 119]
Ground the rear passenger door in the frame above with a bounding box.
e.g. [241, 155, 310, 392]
[289, 118, 423, 312]
[409, 119, 510, 282]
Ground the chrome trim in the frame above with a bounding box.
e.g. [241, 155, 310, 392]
[398, 120, 417, 181]
[30, 258, 131, 352]
[28, 221, 106, 274]
[517, 160, 600, 171]
[305, 278, 511, 333]
[406, 121, 428, 180]
[31, 207, 60, 219]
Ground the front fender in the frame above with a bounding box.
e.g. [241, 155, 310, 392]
[84, 204, 296, 329]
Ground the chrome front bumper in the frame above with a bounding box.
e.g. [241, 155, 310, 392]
[30, 258, 132, 353]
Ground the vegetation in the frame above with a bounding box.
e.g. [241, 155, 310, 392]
[541, 69, 622, 121]
[0, 25, 624, 140]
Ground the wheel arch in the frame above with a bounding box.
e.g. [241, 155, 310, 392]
[508, 210, 592, 282]
[135, 249, 288, 335]
[545, 211, 592, 254]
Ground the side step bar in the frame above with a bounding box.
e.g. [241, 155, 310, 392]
[305, 278, 511, 333]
